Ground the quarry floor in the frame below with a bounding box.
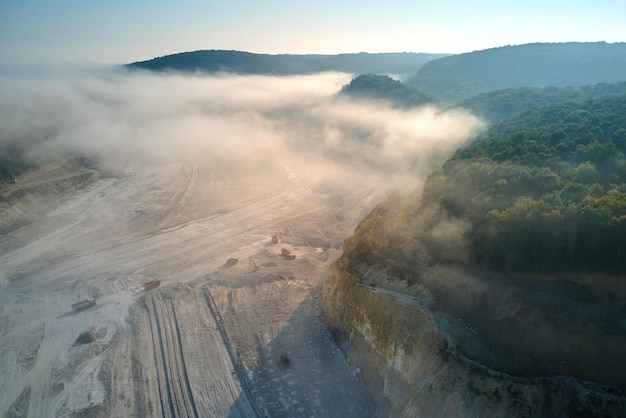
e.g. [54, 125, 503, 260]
[0, 159, 379, 417]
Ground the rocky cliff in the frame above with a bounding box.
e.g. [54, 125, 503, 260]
[322, 194, 626, 417]
[0, 158, 99, 234]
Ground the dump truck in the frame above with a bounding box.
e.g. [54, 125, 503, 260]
[71, 299, 96, 311]
[143, 279, 161, 290]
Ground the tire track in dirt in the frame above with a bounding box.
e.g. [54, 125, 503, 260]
[158, 162, 199, 229]
[169, 299, 199, 418]
[146, 292, 198, 418]
[157, 169, 317, 237]
[202, 287, 261, 418]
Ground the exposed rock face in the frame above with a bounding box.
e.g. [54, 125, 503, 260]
[322, 195, 626, 417]
[0, 158, 99, 233]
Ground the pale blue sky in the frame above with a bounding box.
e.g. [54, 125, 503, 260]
[1, 0, 625, 64]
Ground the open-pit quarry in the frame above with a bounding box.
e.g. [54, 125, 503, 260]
[322, 194, 626, 417]
[2, 153, 626, 418]
[0, 157, 377, 417]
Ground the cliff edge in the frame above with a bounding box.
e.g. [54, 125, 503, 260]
[322, 193, 626, 417]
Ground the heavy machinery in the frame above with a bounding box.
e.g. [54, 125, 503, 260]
[143, 279, 161, 290]
[71, 299, 96, 311]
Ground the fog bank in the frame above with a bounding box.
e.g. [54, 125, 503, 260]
[0, 68, 485, 189]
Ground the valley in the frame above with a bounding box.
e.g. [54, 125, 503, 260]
[0, 158, 376, 417]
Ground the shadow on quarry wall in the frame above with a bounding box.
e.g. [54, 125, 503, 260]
[321, 195, 626, 417]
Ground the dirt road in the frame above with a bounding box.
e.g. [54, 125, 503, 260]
[0, 159, 377, 417]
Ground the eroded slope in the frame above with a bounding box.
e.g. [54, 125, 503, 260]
[322, 194, 626, 417]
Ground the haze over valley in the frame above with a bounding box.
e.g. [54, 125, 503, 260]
[1, 26, 626, 418]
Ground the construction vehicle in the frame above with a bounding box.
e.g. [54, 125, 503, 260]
[143, 279, 161, 290]
[71, 299, 96, 311]
[281, 248, 296, 260]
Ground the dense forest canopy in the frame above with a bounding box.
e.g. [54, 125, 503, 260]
[340, 74, 435, 107]
[419, 94, 626, 273]
[0, 142, 34, 181]
[408, 42, 626, 103]
[457, 81, 626, 122]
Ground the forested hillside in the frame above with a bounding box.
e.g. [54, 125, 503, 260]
[419, 94, 626, 273]
[127, 50, 446, 75]
[457, 81, 626, 121]
[340, 74, 434, 107]
[0, 142, 34, 182]
[409, 42, 626, 103]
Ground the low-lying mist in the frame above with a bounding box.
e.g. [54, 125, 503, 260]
[0, 67, 485, 191]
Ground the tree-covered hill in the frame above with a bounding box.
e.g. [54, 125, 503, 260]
[457, 81, 626, 122]
[127, 50, 447, 75]
[340, 74, 435, 107]
[419, 94, 626, 273]
[0, 142, 34, 182]
[408, 42, 626, 103]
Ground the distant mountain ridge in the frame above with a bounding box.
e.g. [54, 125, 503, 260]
[126, 50, 448, 75]
[409, 42, 626, 103]
[127, 43, 626, 105]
